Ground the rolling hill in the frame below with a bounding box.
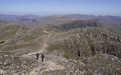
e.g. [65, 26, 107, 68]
[0, 14, 121, 75]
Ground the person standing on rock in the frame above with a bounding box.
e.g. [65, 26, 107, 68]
[36, 53, 40, 60]
[41, 53, 45, 62]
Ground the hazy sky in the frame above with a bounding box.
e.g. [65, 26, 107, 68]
[0, 0, 121, 16]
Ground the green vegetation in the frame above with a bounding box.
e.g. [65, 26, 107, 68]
[47, 27, 121, 59]
[0, 40, 5, 44]
[0, 25, 20, 40]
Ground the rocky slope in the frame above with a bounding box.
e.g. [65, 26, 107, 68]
[0, 15, 121, 74]
[0, 26, 121, 75]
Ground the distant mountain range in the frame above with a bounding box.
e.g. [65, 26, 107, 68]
[0, 14, 121, 33]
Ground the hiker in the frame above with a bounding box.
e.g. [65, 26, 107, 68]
[41, 53, 45, 62]
[36, 53, 40, 60]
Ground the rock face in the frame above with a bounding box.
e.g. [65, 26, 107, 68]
[0, 54, 121, 75]
[82, 54, 121, 75]
[0, 55, 38, 75]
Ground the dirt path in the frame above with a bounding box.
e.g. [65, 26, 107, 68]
[22, 31, 50, 57]
[29, 60, 65, 75]
[21, 31, 65, 75]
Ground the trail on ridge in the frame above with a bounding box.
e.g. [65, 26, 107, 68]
[24, 31, 66, 75]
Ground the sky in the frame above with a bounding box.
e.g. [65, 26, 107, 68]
[0, 0, 121, 16]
